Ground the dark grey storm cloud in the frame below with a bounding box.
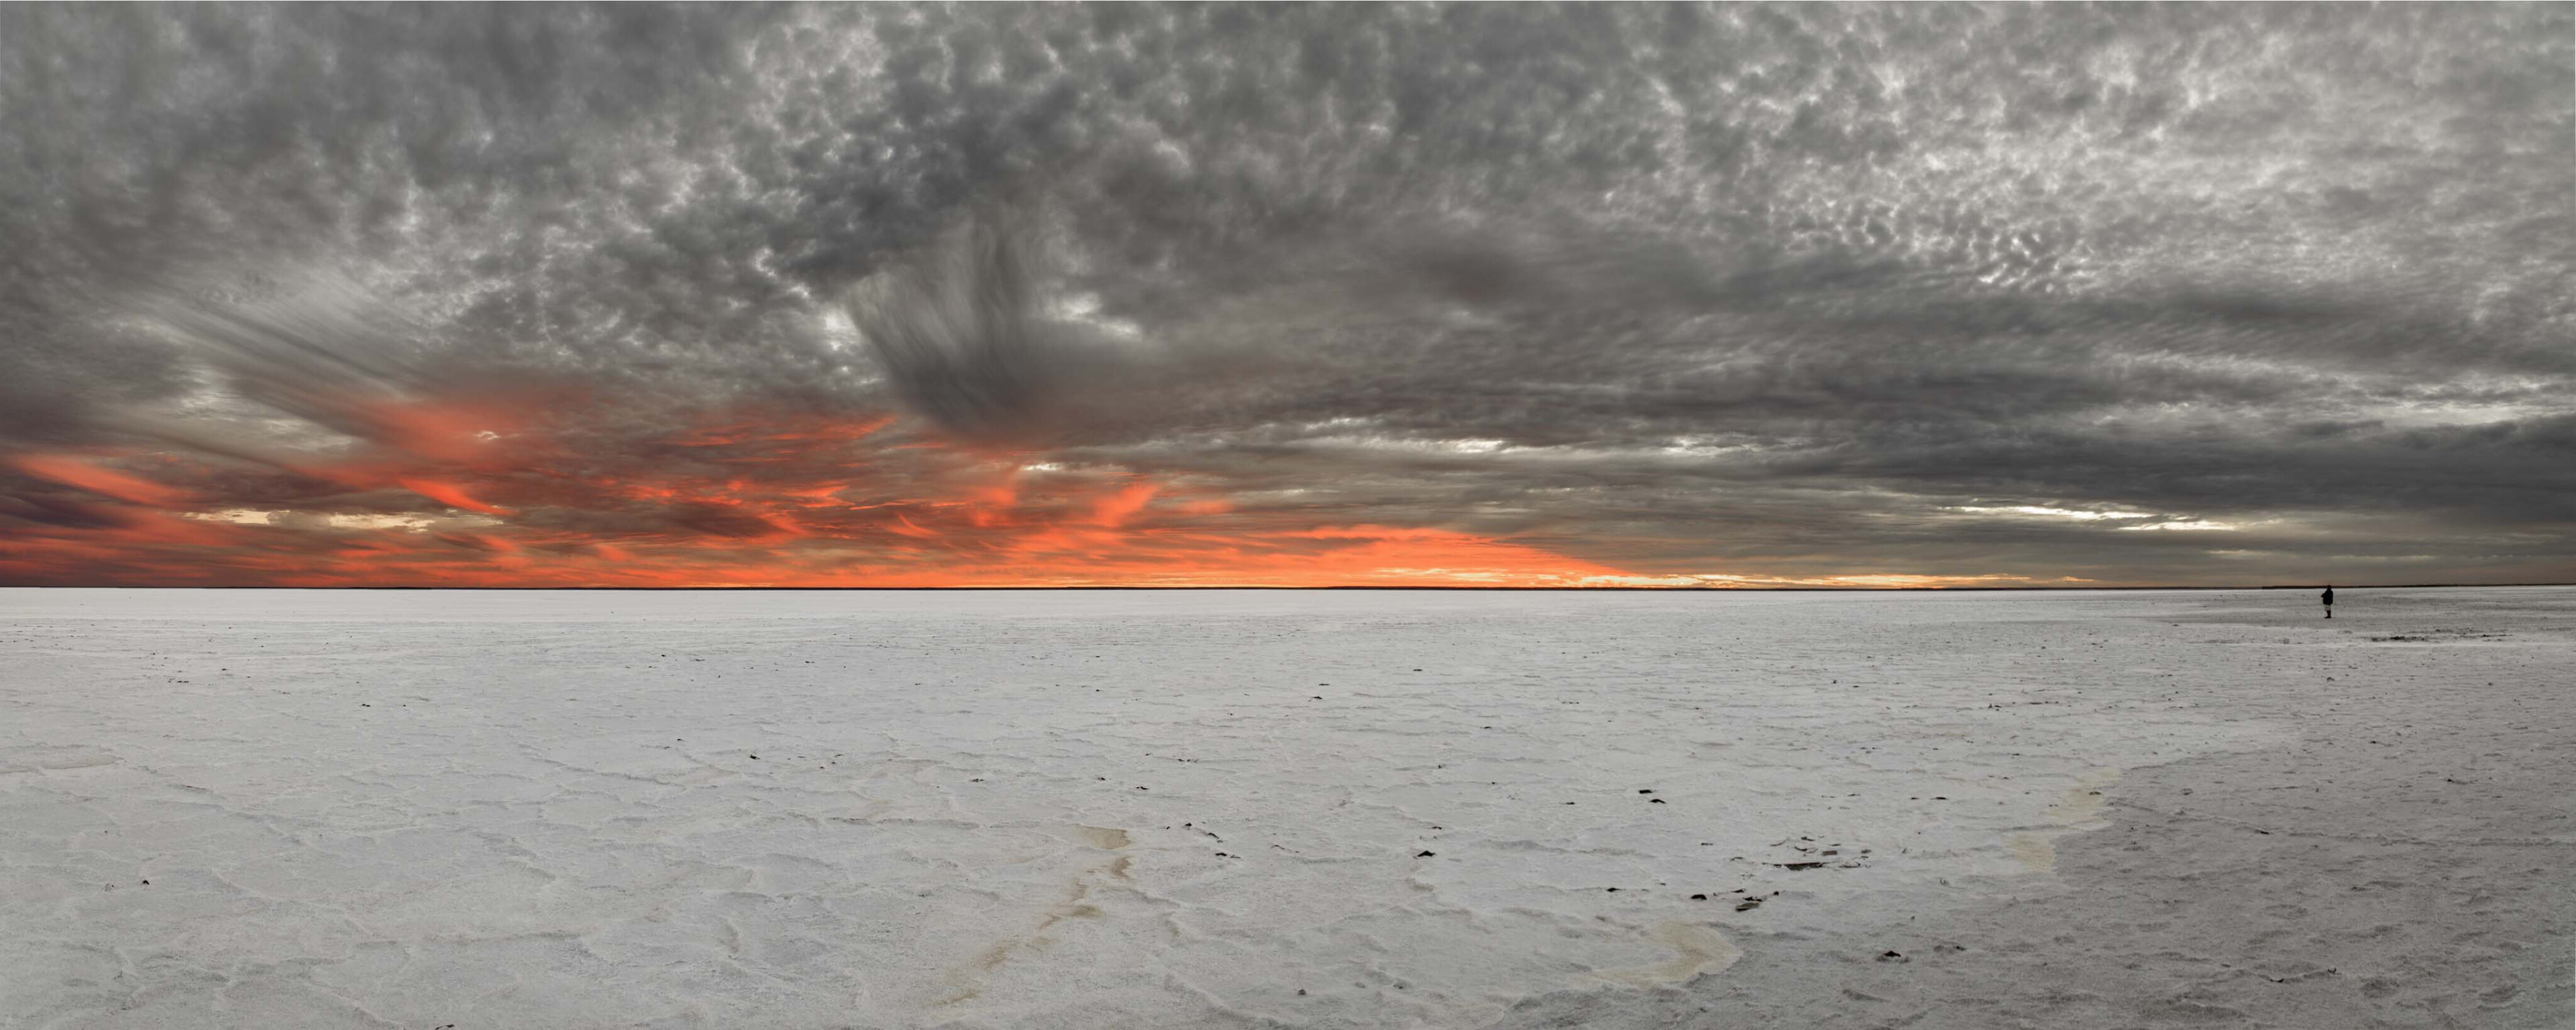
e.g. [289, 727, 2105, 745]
[1, 3, 2568, 584]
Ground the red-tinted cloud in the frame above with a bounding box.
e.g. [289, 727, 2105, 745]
[1, 406, 1651, 587]
[8, 455, 190, 509]
[396, 479, 511, 516]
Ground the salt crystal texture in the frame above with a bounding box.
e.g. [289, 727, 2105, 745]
[2, 587, 2567, 1027]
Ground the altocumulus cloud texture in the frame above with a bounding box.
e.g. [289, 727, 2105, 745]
[1, 4, 2568, 587]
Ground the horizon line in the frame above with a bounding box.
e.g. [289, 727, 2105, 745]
[3, 583, 2570, 592]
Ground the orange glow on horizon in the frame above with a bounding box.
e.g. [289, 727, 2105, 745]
[0, 407, 1653, 588]
[2, 409, 2053, 589]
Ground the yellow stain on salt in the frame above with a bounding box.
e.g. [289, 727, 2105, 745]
[2009, 769, 2121, 872]
[930, 826, 1133, 1008]
[1071, 825, 1131, 850]
[1594, 921, 1743, 986]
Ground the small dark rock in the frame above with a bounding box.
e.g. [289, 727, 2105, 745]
[1416, 850, 1436, 858]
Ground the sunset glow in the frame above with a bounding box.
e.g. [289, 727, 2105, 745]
[0, 407, 1679, 588]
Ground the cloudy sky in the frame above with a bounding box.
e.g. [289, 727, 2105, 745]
[1, 4, 2568, 587]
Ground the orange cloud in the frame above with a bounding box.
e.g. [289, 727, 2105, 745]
[10, 455, 187, 508]
[2, 408, 1660, 588]
[398, 479, 513, 516]
[1089, 482, 1158, 528]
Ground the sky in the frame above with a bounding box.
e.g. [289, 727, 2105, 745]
[1, 4, 2568, 588]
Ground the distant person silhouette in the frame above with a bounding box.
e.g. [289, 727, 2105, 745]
[2322, 585, 2334, 619]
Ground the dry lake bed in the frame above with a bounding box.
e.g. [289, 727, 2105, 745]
[3, 587, 2568, 1029]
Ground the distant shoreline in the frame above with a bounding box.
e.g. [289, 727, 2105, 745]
[3, 584, 2570, 592]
